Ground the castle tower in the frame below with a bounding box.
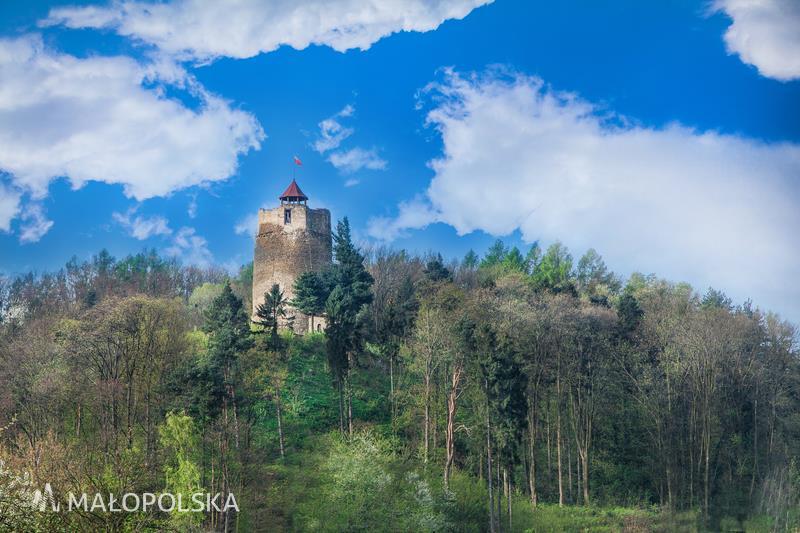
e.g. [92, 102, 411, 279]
[252, 179, 332, 333]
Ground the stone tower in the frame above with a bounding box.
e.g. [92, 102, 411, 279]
[252, 179, 332, 333]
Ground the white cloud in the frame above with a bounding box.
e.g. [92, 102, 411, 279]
[313, 106, 355, 154]
[112, 207, 172, 240]
[234, 212, 259, 238]
[714, 0, 800, 81]
[0, 182, 21, 232]
[344, 178, 360, 187]
[313, 105, 389, 177]
[328, 147, 388, 174]
[165, 226, 213, 266]
[18, 203, 53, 244]
[187, 194, 198, 219]
[43, 0, 492, 63]
[0, 34, 264, 240]
[370, 69, 800, 320]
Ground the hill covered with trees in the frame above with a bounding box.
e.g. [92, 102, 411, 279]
[0, 220, 798, 531]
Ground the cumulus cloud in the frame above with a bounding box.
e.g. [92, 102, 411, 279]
[714, 0, 800, 81]
[370, 69, 800, 319]
[0, 34, 264, 239]
[187, 194, 198, 219]
[234, 212, 259, 238]
[313, 105, 388, 177]
[165, 226, 213, 266]
[313, 105, 355, 154]
[327, 147, 388, 174]
[43, 0, 492, 63]
[18, 203, 53, 244]
[112, 207, 172, 240]
[0, 182, 21, 232]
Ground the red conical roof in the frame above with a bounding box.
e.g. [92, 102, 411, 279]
[279, 179, 308, 201]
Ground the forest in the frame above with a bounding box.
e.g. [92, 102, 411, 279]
[0, 217, 798, 532]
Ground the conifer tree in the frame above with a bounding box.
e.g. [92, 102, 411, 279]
[462, 249, 479, 269]
[424, 253, 452, 282]
[325, 217, 374, 435]
[254, 283, 293, 457]
[291, 272, 328, 332]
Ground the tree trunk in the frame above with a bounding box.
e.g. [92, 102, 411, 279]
[556, 377, 564, 507]
[528, 402, 537, 507]
[276, 387, 285, 458]
[568, 434, 574, 503]
[504, 467, 512, 531]
[424, 372, 431, 464]
[496, 459, 503, 533]
[338, 377, 345, 435]
[347, 372, 353, 437]
[582, 451, 589, 505]
[486, 378, 495, 533]
[444, 364, 462, 490]
[390, 350, 395, 424]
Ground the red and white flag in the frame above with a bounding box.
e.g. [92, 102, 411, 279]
[293, 155, 303, 166]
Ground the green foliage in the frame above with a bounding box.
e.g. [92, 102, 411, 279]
[524, 242, 542, 274]
[204, 281, 253, 360]
[531, 241, 575, 292]
[295, 431, 448, 532]
[255, 283, 294, 346]
[325, 217, 374, 384]
[577, 248, 620, 302]
[501, 246, 526, 273]
[462, 249, 479, 269]
[188, 282, 224, 324]
[701, 287, 733, 310]
[292, 271, 329, 319]
[480, 239, 508, 268]
[159, 411, 204, 530]
[424, 254, 452, 282]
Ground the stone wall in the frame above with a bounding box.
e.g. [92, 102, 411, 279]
[252, 203, 331, 334]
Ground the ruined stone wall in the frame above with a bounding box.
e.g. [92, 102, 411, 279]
[252, 204, 331, 333]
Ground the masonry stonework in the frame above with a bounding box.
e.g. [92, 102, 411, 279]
[252, 186, 331, 334]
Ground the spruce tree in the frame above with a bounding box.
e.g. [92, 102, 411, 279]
[462, 249, 479, 269]
[291, 272, 328, 332]
[325, 217, 374, 435]
[254, 283, 293, 457]
[203, 281, 253, 411]
[424, 253, 452, 282]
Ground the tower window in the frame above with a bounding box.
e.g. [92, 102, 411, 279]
[284, 209, 292, 224]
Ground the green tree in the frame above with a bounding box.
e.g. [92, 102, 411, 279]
[481, 239, 507, 268]
[485, 332, 527, 529]
[291, 272, 328, 332]
[202, 281, 252, 527]
[532, 242, 575, 293]
[325, 218, 374, 435]
[576, 248, 620, 302]
[423, 253, 452, 282]
[188, 282, 224, 326]
[159, 411, 204, 531]
[501, 246, 526, 273]
[463, 249, 479, 269]
[254, 283, 293, 456]
[524, 242, 542, 275]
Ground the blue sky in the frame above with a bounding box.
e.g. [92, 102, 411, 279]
[1, 0, 799, 321]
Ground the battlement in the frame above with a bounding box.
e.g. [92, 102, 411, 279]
[257, 204, 330, 236]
